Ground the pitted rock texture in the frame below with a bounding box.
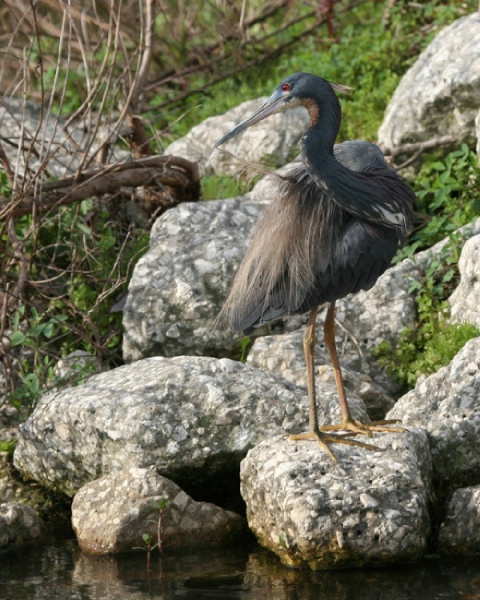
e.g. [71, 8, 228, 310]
[72, 466, 247, 554]
[122, 197, 263, 361]
[240, 429, 432, 569]
[378, 12, 480, 148]
[449, 234, 480, 328]
[165, 97, 308, 176]
[388, 337, 480, 485]
[437, 484, 480, 553]
[13, 355, 375, 498]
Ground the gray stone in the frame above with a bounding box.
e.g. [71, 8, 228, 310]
[0, 501, 43, 548]
[387, 337, 480, 486]
[437, 484, 480, 553]
[165, 98, 308, 176]
[378, 13, 480, 149]
[13, 356, 307, 496]
[0, 98, 83, 179]
[449, 234, 480, 328]
[240, 428, 432, 569]
[122, 197, 262, 361]
[72, 466, 247, 554]
[13, 354, 379, 499]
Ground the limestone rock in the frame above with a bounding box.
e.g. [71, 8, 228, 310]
[378, 13, 480, 148]
[240, 429, 432, 569]
[0, 98, 82, 178]
[0, 501, 43, 548]
[122, 197, 262, 361]
[13, 356, 306, 496]
[437, 484, 480, 554]
[165, 98, 308, 176]
[72, 466, 247, 554]
[449, 234, 480, 328]
[13, 354, 377, 499]
[387, 337, 480, 486]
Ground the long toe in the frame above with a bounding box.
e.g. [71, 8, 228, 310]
[321, 419, 405, 437]
[290, 430, 381, 461]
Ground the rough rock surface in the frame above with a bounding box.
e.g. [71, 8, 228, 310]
[240, 429, 432, 569]
[449, 234, 480, 328]
[0, 501, 43, 548]
[15, 355, 343, 497]
[13, 355, 377, 498]
[165, 97, 308, 176]
[72, 466, 247, 554]
[437, 484, 480, 553]
[378, 12, 480, 148]
[387, 337, 480, 486]
[122, 197, 263, 361]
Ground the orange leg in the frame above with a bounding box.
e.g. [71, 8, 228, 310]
[320, 302, 404, 436]
[290, 305, 380, 461]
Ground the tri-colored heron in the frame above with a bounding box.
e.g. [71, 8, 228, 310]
[215, 72, 416, 460]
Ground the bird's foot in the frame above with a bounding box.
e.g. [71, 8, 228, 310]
[290, 430, 380, 462]
[321, 418, 404, 438]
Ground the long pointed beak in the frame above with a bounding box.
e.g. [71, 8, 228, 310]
[215, 88, 287, 147]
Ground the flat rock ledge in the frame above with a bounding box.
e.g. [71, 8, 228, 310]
[72, 466, 247, 555]
[240, 429, 432, 570]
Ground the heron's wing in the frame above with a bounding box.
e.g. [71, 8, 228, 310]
[224, 162, 403, 332]
[306, 219, 398, 308]
[233, 220, 398, 331]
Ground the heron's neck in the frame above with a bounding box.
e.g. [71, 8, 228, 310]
[299, 99, 342, 193]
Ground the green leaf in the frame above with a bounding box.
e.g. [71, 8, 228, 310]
[10, 331, 26, 346]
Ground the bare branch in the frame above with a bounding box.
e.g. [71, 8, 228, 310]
[0, 156, 200, 219]
[379, 135, 457, 169]
[379, 135, 457, 158]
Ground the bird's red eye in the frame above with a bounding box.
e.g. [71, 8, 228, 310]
[282, 83, 291, 92]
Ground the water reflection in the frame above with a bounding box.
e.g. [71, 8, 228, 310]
[1, 538, 480, 600]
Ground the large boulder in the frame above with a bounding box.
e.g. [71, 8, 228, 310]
[378, 12, 480, 149]
[165, 98, 308, 176]
[13, 355, 311, 497]
[449, 234, 480, 328]
[13, 354, 378, 500]
[387, 337, 480, 486]
[122, 197, 262, 361]
[241, 429, 432, 569]
[72, 466, 247, 555]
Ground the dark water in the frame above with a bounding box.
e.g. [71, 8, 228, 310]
[2, 538, 480, 600]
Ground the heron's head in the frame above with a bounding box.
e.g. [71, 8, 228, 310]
[215, 73, 350, 147]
